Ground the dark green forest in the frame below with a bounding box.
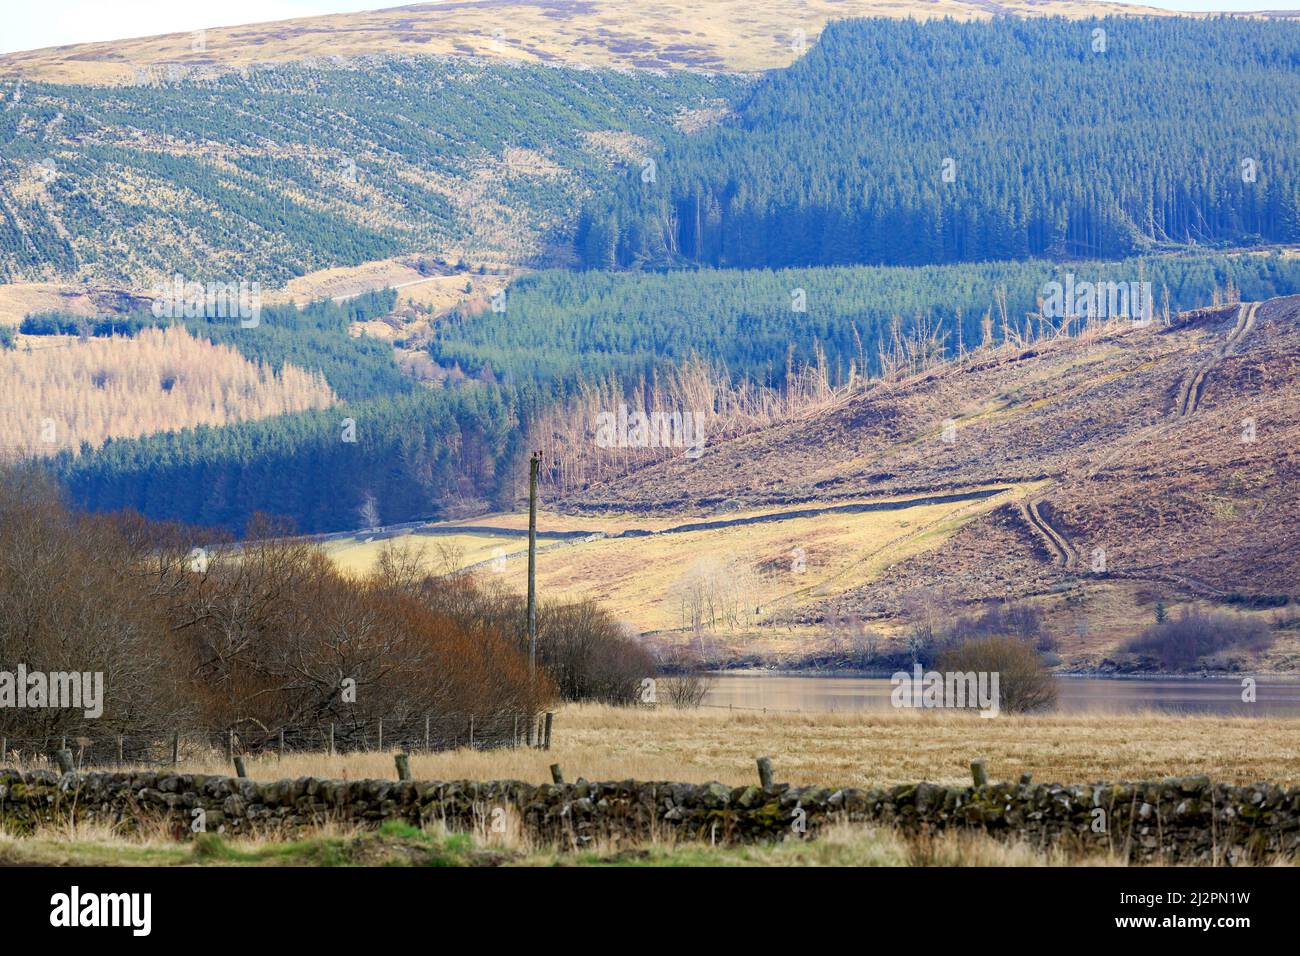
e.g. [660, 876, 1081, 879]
[575, 16, 1300, 271]
[184, 289, 410, 402]
[55, 385, 531, 533]
[434, 253, 1300, 386]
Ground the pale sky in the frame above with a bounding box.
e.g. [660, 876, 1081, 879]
[0, 0, 1295, 56]
[0, 1, 384, 55]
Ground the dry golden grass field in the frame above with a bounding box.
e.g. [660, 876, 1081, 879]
[327, 487, 1029, 632]
[17, 705, 1299, 788]
[321, 488, 1299, 667]
[263, 257, 512, 311]
[5, 706, 1297, 866]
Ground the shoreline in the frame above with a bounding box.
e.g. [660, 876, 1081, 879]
[705, 667, 1300, 682]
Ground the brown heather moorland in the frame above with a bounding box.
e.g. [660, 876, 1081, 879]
[517, 295, 1300, 666]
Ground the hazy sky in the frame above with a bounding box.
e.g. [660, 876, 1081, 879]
[1, 0, 1295, 56]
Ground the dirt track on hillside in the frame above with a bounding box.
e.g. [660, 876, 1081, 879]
[557, 295, 1300, 613]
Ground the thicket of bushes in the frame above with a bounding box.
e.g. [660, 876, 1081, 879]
[1121, 609, 1274, 670]
[815, 594, 1060, 712]
[374, 543, 656, 706]
[0, 467, 654, 748]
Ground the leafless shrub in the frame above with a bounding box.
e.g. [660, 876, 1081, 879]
[936, 635, 1058, 713]
[944, 601, 1054, 652]
[0, 466, 193, 743]
[671, 557, 765, 635]
[0, 466, 554, 750]
[899, 586, 958, 663]
[535, 600, 656, 704]
[656, 648, 715, 708]
[821, 612, 882, 668]
[1121, 608, 1273, 670]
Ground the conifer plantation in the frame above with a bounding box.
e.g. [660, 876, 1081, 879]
[575, 17, 1300, 270]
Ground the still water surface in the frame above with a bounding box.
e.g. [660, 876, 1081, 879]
[704, 672, 1300, 716]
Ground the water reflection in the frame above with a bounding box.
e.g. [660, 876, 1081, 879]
[704, 672, 1300, 716]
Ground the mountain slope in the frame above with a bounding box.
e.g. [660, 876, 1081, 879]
[0, 0, 1183, 82]
[557, 293, 1300, 612]
[576, 16, 1300, 270]
[315, 293, 1300, 666]
[0, 59, 736, 285]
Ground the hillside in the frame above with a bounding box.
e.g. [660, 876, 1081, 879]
[392, 292, 1300, 668]
[577, 16, 1300, 270]
[0, 59, 735, 286]
[49, 252, 1300, 534]
[560, 295, 1300, 591]
[0, 325, 335, 457]
[0, 0, 1181, 83]
[432, 251, 1300, 386]
[6, 6, 1300, 665]
[6, 14, 1298, 292]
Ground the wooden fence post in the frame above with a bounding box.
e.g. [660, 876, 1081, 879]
[756, 756, 774, 789]
[54, 749, 74, 774]
[513, 715, 519, 748]
[469, 716, 475, 749]
[550, 763, 564, 785]
[328, 723, 335, 756]
[1, 738, 7, 762]
[278, 730, 285, 760]
[226, 731, 234, 763]
[543, 712, 553, 751]
[425, 715, 430, 752]
[117, 735, 124, 764]
[971, 758, 988, 788]
[171, 733, 179, 766]
[233, 755, 247, 778]
[378, 718, 383, 751]
[395, 753, 411, 781]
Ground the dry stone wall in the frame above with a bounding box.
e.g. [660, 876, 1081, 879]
[1, 768, 1295, 863]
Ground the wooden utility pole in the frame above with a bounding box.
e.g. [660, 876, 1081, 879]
[527, 450, 540, 677]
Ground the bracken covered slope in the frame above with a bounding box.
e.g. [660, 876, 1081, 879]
[559, 295, 1300, 605]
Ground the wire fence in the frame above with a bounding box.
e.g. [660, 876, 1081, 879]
[0, 712, 553, 769]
